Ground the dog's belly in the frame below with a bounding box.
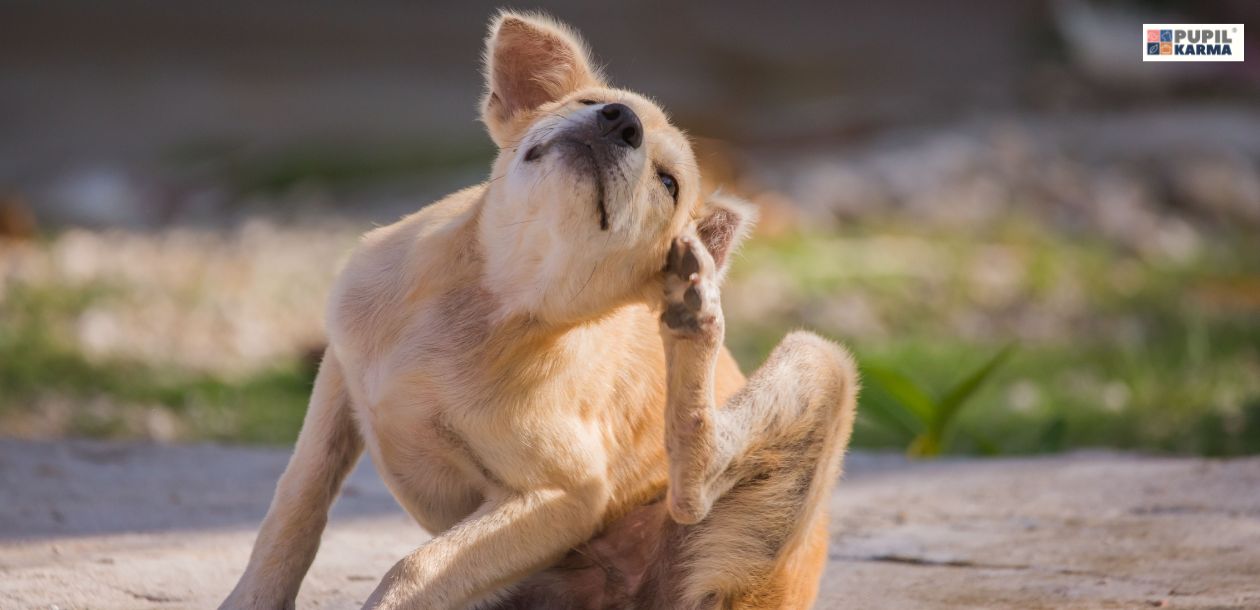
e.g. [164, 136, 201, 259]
[491, 498, 704, 610]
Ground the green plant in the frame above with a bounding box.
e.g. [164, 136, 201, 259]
[860, 345, 1016, 458]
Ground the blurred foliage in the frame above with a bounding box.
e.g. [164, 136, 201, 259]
[0, 281, 314, 444]
[2, 216, 1259, 455]
[862, 344, 1015, 458]
[165, 138, 496, 196]
[726, 221, 1260, 457]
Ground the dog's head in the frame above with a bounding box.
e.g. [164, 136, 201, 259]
[476, 12, 756, 323]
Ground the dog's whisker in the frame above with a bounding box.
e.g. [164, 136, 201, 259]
[529, 163, 559, 201]
[497, 218, 543, 228]
[574, 229, 614, 301]
[572, 256, 600, 301]
[543, 110, 582, 129]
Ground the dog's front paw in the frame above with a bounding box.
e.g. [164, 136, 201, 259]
[661, 235, 722, 340]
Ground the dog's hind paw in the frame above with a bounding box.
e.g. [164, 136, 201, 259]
[661, 235, 722, 339]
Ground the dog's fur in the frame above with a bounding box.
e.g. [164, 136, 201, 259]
[222, 12, 857, 610]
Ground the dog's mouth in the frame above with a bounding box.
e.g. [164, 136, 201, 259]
[543, 138, 611, 231]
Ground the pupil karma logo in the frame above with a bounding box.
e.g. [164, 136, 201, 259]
[1143, 24, 1245, 62]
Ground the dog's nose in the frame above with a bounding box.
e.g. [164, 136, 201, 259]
[597, 103, 643, 149]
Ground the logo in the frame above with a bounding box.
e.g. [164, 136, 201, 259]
[1143, 24, 1244, 62]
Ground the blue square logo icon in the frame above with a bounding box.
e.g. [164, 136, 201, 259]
[1147, 42, 1160, 55]
[1160, 29, 1173, 42]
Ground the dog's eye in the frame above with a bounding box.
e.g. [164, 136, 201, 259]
[577, 99, 598, 105]
[659, 173, 678, 200]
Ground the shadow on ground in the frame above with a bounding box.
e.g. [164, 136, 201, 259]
[0, 439, 400, 539]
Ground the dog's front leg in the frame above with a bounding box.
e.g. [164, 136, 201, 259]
[659, 234, 858, 529]
[222, 348, 364, 609]
[362, 483, 607, 610]
[659, 235, 738, 525]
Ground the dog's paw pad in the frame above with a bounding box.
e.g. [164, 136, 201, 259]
[662, 236, 720, 335]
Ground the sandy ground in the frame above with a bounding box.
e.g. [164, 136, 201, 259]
[1, 440, 1258, 610]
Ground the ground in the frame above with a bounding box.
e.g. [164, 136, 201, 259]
[1, 440, 1257, 609]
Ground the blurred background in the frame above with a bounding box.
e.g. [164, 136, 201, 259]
[1, 0, 1257, 456]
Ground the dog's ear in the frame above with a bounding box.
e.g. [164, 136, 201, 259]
[481, 12, 604, 147]
[694, 193, 758, 280]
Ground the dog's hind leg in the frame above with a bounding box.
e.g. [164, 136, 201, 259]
[652, 235, 859, 609]
[486, 236, 857, 610]
[221, 347, 364, 610]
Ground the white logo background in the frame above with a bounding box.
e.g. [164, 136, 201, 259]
[1143, 23, 1245, 62]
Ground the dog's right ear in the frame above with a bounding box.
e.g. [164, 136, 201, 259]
[694, 193, 758, 282]
[481, 12, 604, 147]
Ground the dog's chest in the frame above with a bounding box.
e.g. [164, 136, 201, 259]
[344, 299, 613, 528]
[355, 360, 609, 533]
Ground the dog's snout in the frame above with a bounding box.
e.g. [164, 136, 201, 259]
[597, 103, 643, 149]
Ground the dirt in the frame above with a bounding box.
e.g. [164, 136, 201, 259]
[1, 439, 1257, 609]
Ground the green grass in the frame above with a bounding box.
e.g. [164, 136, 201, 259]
[726, 222, 1260, 456]
[3, 220, 1258, 454]
[0, 282, 315, 444]
[840, 329, 1260, 457]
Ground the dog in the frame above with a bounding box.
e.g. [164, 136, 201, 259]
[222, 11, 858, 610]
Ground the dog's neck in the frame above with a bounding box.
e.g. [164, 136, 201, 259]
[474, 188, 646, 327]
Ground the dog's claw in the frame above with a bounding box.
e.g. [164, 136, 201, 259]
[661, 236, 721, 337]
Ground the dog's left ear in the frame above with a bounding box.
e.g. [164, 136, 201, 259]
[481, 12, 605, 147]
[694, 193, 758, 281]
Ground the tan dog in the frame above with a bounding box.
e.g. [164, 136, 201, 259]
[222, 12, 857, 610]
